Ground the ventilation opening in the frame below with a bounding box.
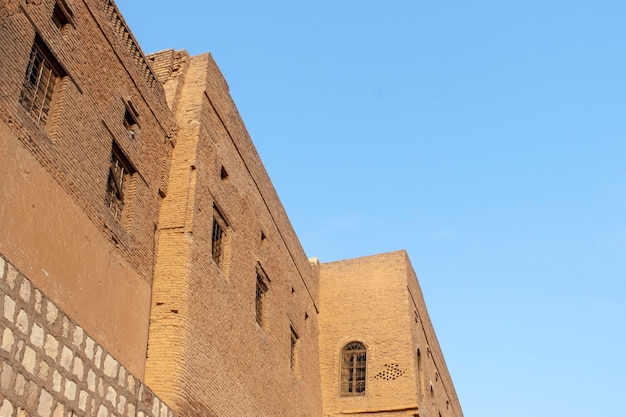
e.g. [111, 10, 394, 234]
[220, 165, 229, 181]
[373, 363, 405, 381]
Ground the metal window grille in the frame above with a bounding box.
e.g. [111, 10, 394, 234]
[20, 42, 59, 127]
[255, 274, 268, 327]
[341, 342, 367, 395]
[211, 219, 224, 266]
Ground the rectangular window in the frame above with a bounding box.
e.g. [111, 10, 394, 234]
[105, 142, 134, 221]
[341, 342, 367, 395]
[52, 2, 71, 34]
[255, 267, 269, 328]
[123, 100, 140, 139]
[210, 205, 231, 274]
[20, 37, 65, 127]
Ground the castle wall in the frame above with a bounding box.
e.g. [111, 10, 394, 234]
[319, 251, 463, 417]
[319, 251, 420, 415]
[0, 2, 464, 417]
[0, 0, 177, 377]
[144, 53, 322, 417]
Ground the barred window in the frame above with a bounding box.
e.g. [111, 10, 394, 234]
[341, 342, 367, 396]
[20, 37, 64, 127]
[105, 142, 134, 221]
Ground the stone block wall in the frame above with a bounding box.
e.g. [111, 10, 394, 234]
[0, 256, 175, 417]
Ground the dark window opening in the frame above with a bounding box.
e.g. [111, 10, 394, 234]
[417, 349, 424, 400]
[341, 342, 367, 396]
[220, 166, 229, 181]
[105, 142, 134, 221]
[123, 106, 139, 139]
[255, 271, 269, 327]
[20, 37, 65, 127]
[52, 2, 71, 34]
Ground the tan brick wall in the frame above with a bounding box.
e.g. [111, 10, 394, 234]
[319, 251, 463, 417]
[405, 258, 463, 417]
[0, 2, 464, 417]
[145, 53, 322, 417]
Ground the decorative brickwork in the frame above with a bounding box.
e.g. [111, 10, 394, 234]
[0, 257, 175, 417]
[96, 0, 160, 91]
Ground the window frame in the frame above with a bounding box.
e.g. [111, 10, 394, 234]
[20, 36, 65, 128]
[341, 341, 367, 396]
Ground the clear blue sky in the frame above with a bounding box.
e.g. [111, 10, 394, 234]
[116, 1, 625, 416]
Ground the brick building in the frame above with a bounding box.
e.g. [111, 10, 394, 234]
[0, 1, 463, 417]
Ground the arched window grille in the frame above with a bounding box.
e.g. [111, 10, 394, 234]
[341, 341, 367, 395]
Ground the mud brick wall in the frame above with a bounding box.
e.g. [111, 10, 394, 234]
[0, 256, 175, 417]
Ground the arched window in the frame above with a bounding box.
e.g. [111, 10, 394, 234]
[341, 341, 367, 395]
